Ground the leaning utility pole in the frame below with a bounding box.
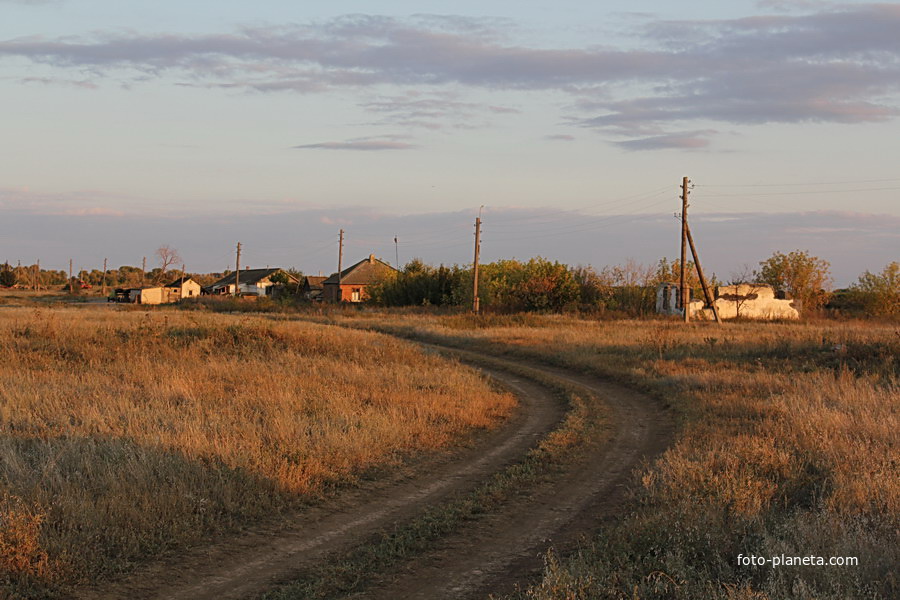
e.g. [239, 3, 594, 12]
[234, 242, 242, 297]
[337, 229, 344, 302]
[680, 176, 689, 322]
[102, 258, 108, 296]
[685, 222, 722, 324]
[472, 209, 482, 314]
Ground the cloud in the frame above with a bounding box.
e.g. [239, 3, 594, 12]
[614, 130, 717, 151]
[62, 207, 126, 217]
[2, 6, 900, 147]
[293, 137, 418, 151]
[20, 76, 98, 89]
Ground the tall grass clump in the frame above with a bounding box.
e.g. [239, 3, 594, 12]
[333, 314, 898, 599]
[0, 308, 514, 596]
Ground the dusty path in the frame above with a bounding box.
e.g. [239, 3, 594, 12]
[78, 345, 672, 600]
[360, 356, 674, 599]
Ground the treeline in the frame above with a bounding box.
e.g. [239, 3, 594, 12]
[0, 262, 227, 289]
[369, 257, 713, 316]
[370, 253, 900, 317]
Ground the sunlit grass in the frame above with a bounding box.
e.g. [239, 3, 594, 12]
[0, 308, 514, 595]
[326, 313, 898, 599]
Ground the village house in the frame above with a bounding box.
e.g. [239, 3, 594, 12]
[165, 276, 202, 299]
[656, 282, 799, 320]
[207, 267, 298, 296]
[322, 254, 397, 302]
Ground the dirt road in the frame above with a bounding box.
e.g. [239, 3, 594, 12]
[80, 345, 672, 600]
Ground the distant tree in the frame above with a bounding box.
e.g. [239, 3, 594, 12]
[117, 265, 143, 286]
[849, 262, 900, 316]
[756, 250, 832, 313]
[727, 264, 767, 319]
[154, 245, 181, 284]
[0, 262, 15, 287]
[481, 258, 579, 312]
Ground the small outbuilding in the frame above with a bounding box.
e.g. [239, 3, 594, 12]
[301, 275, 327, 301]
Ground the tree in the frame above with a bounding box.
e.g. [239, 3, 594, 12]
[756, 250, 832, 313]
[0, 262, 15, 287]
[154, 245, 181, 284]
[849, 262, 900, 316]
[727, 264, 767, 319]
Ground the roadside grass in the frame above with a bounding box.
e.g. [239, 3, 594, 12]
[0, 308, 514, 598]
[316, 313, 899, 600]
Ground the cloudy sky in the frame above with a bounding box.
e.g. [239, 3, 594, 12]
[1, 0, 898, 284]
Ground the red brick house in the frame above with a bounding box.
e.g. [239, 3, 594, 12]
[322, 254, 397, 302]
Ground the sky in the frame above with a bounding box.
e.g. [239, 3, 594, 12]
[1, 0, 899, 285]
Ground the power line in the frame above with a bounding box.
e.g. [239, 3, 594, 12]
[697, 177, 900, 188]
[696, 185, 900, 198]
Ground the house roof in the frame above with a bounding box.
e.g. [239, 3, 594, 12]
[209, 268, 293, 288]
[303, 276, 327, 290]
[165, 276, 197, 288]
[322, 255, 398, 286]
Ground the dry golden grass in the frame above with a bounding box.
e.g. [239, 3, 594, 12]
[0, 307, 514, 596]
[328, 313, 898, 599]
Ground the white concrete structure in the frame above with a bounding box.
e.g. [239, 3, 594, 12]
[656, 282, 799, 320]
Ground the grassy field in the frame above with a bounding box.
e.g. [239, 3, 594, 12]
[0, 307, 514, 598]
[319, 312, 898, 599]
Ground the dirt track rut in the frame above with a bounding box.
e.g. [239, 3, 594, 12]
[80, 344, 672, 600]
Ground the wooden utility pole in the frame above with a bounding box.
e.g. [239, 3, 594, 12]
[141, 256, 146, 288]
[680, 176, 689, 322]
[472, 212, 482, 314]
[35, 260, 40, 291]
[337, 229, 344, 302]
[234, 242, 242, 297]
[685, 222, 722, 324]
[69, 258, 74, 293]
[394, 235, 399, 268]
[102, 258, 108, 296]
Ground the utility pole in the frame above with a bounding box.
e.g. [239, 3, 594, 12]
[102, 258, 108, 296]
[141, 256, 146, 288]
[234, 242, 242, 297]
[35, 259, 40, 291]
[685, 222, 722, 324]
[680, 177, 689, 322]
[394, 235, 399, 268]
[69, 258, 74, 293]
[472, 209, 482, 314]
[337, 229, 344, 302]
